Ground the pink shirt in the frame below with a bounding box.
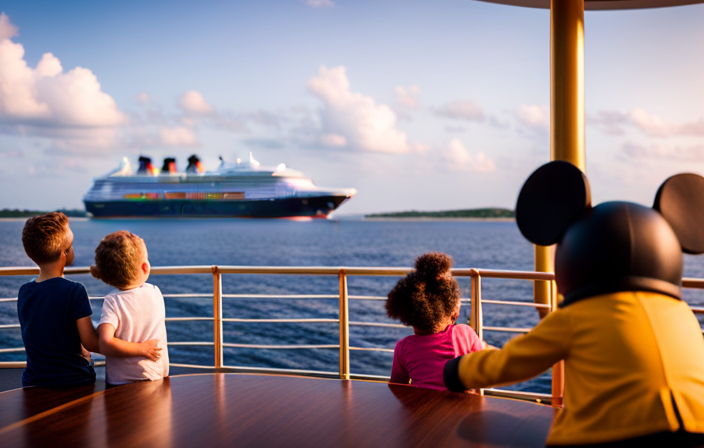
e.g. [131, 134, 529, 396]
[390, 324, 482, 391]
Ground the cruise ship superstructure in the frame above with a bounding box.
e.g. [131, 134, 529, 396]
[83, 154, 356, 218]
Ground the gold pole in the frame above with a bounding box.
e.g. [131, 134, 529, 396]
[535, 0, 586, 312]
[212, 266, 223, 369]
[338, 269, 350, 380]
[551, 0, 585, 170]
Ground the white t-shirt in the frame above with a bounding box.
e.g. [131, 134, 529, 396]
[99, 283, 169, 385]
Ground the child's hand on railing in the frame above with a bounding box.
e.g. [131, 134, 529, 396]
[140, 339, 162, 362]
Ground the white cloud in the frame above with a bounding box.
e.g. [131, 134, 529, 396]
[445, 139, 495, 172]
[136, 92, 151, 103]
[628, 108, 704, 137]
[516, 104, 549, 132]
[622, 141, 704, 162]
[0, 12, 18, 40]
[395, 85, 420, 109]
[159, 126, 199, 147]
[0, 14, 126, 154]
[307, 65, 411, 153]
[590, 108, 704, 138]
[434, 100, 484, 122]
[178, 90, 214, 115]
[320, 133, 347, 147]
[306, 0, 334, 7]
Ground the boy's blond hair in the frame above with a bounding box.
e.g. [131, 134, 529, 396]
[90, 231, 146, 289]
[22, 212, 71, 264]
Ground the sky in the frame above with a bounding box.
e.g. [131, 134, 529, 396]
[1, 0, 704, 215]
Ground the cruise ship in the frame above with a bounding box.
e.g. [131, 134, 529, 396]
[83, 154, 357, 218]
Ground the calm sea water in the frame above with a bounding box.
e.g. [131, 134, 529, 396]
[2, 218, 703, 394]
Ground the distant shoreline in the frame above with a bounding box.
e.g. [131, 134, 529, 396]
[362, 217, 514, 222]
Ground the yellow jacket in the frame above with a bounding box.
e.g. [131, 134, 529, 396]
[456, 291, 704, 445]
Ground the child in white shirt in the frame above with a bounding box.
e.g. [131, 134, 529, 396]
[90, 231, 169, 386]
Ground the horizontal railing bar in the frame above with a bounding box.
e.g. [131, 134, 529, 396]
[0, 298, 17, 303]
[349, 321, 407, 329]
[0, 265, 558, 280]
[482, 299, 551, 309]
[222, 318, 339, 324]
[0, 361, 26, 369]
[350, 347, 394, 353]
[0, 347, 25, 353]
[168, 342, 214, 346]
[349, 296, 386, 301]
[691, 307, 704, 314]
[349, 373, 390, 382]
[163, 293, 212, 298]
[483, 326, 532, 333]
[166, 317, 213, 322]
[223, 343, 339, 349]
[169, 363, 215, 370]
[222, 365, 340, 378]
[223, 294, 339, 300]
[0, 324, 20, 330]
[483, 388, 553, 404]
[683, 278, 704, 288]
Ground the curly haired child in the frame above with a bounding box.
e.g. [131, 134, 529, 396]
[386, 252, 483, 391]
[91, 231, 169, 386]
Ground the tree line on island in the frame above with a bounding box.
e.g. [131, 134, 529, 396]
[366, 208, 514, 219]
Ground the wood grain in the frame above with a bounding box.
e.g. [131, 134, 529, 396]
[0, 374, 554, 447]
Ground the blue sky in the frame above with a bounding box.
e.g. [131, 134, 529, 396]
[1, 0, 703, 214]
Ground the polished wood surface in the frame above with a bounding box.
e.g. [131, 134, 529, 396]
[0, 374, 554, 447]
[0, 382, 103, 430]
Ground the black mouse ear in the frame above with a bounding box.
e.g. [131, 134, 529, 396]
[653, 173, 704, 255]
[516, 161, 591, 246]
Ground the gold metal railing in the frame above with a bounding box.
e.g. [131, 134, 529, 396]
[1, 265, 703, 405]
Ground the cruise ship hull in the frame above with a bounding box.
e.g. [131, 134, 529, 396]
[85, 195, 350, 218]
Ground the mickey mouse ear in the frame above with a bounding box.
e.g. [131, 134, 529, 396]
[653, 173, 704, 255]
[516, 161, 591, 246]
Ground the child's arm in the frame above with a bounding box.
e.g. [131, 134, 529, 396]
[77, 316, 100, 353]
[98, 323, 161, 361]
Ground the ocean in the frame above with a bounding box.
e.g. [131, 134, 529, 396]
[2, 218, 703, 394]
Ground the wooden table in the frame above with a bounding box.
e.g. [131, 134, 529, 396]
[0, 374, 554, 447]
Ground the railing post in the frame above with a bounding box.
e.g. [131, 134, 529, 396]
[212, 266, 223, 369]
[338, 269, 350, 380]
[469, 269, 485, 396]
[550, 279, 565, 406]
[469, 269, 483, 341]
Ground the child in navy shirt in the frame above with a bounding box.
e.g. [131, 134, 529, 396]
[18, 212, 160, 388]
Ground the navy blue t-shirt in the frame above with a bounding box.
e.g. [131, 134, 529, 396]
[18, 277, 96, 388]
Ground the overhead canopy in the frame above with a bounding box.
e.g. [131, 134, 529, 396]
[476, 0, 704, 10]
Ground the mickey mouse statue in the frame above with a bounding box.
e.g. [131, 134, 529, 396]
[444, 161, 704, 447]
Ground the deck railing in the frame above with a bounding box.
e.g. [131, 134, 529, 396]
[1, 265, 703, 405]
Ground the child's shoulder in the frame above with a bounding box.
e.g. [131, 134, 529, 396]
[20, 277, 85, 293]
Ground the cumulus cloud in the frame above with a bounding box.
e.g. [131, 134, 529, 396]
[622, 142, 704, 162]
[434, 100, 485, 122]
[0, 14, 126, 154]
[178, 90, 214, 116]
[306, 0, 334, 7]
[516, 104, 549, 132]
[445, 139, 495, 172]
[590, 108, 704, 138]
[0, 12, 18, 40]
[307, 65, 411, 153]
[395, 85, 420, 109]
[629, 108, 704, 137]
[159, 126, 199, 147]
